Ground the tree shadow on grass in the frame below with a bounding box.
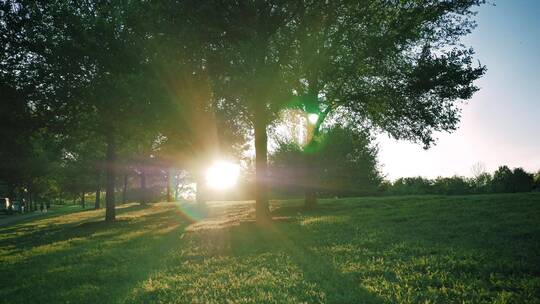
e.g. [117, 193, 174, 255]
[123, 197, 540, 303]
[123, 211, 382, 303]
[0, 204, 156, 254]
[226, 220, 383, 303]
[0, 204, 189, 304]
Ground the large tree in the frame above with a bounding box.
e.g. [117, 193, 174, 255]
[210, 1, 301, 220]
[210, 0, 486, 216]
[287, 0, 486, 207]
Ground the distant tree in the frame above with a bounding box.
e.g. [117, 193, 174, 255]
[270, 141, 305, 197]
[492, 166, 514, 193]
[317, 127, 382, 197]
[59, 130, 106, 208]
[390, 177, 433, 195]
[471, 162, 487, 179]
[512, 168, 534, 193]
[271, 126, 382, 198]
[0, 83, 62, 206]
[432, 176, 472, 195]
[378, 180, 392, 194]
[472, 172, 492, 194]
[533, 171, 540, 191]
[492, 166, 535, 193]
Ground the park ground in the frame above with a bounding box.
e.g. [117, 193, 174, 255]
[0, 193, 539, 303]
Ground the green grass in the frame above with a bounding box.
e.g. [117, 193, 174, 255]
[1, 193, 539, 303]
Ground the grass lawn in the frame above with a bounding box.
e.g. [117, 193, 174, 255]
[1, 193, 539, 303]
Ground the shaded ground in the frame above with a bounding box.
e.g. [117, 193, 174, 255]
[0, 205, 78, 228]
[0, 211, 45, 228]
[1, 194, 539, 303]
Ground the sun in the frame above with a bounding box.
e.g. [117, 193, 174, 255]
[205, 160, 240, 190]
[307, 113, 319, 124]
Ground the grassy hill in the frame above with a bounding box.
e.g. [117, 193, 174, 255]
[1, 193, 539, 303]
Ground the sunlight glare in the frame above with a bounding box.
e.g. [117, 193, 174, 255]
[205, 161, 240, 190]
[308, 113, 319, 124]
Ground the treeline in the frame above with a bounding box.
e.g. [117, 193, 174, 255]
[382, 166, 540, 196]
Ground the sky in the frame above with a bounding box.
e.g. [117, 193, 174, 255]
[377, 0, 540, 180]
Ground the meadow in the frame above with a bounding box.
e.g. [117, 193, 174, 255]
[1, 193, 539, 303]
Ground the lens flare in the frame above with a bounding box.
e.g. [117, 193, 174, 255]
[205, 161, 240, 190]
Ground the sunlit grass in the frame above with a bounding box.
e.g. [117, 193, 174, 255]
[1, 194, 539, 303]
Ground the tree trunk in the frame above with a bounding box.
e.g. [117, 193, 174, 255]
[140, 168, 147, 205]
[81, 192, 85, 209]
[303, 148, 318, 208]
[303, 80, 323, 208]
[195, 174, 205, 204]
[105, 134, 116, 222]
[95, 188, 100, 209]
[29, 191, 35, 211]
[122, 173, 128, 204]
[8, 185, 15, 201]
[254, 105, 270, 221]
[302, 105, 331, 209]
[174, 173, 179, 201]
[166, 170, 172, 202]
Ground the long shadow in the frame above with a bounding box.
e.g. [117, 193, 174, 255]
[5, 196, 538, 303]
[0, 205, 189, 304]
[0, 204, 155, 254]
[0, 203, 149, 233]
[226, 220, 382, 303]
[123, 196, 540, 303]
[0, 207, 86, 229]
[268, 196, 540, 297]
[116, 200, 383, 303]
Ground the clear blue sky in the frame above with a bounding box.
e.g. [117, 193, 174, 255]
[378, 0, 540, 180]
